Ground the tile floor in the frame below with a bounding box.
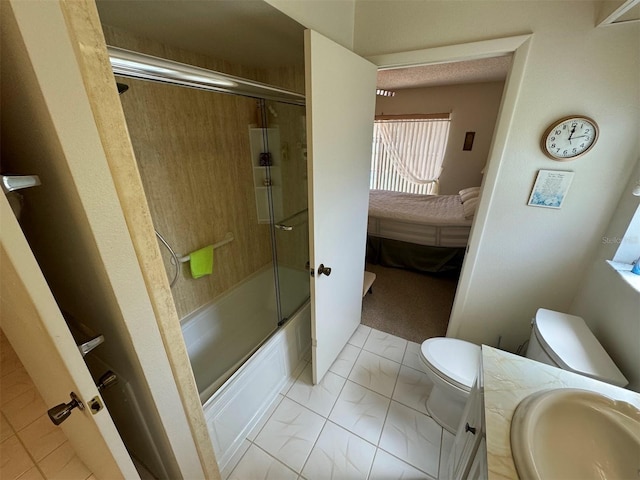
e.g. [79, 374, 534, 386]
[222, 325, 455, 480]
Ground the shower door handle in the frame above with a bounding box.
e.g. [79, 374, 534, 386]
[275, 224, 293, 231]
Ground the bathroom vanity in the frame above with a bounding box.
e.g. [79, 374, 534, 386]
[446, 346, 640, 479]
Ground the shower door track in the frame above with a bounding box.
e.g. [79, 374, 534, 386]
[107, 46, 306, 106]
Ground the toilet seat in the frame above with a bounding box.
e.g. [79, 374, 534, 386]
[420, 338, 481, 391]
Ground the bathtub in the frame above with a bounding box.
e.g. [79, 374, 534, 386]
[180, 265, 312, 471]
[180, 265, 310, 403]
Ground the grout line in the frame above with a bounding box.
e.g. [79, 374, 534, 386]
[297, 415, 328, 476]
[243, 325, 443, 479]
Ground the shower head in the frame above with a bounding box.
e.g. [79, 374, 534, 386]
[116, 82, 129, 95]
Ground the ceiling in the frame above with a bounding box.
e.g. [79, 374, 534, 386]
[96, 1, 511, 89]
[377, 55, 513, 91]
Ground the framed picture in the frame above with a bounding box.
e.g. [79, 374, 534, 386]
[528, 170, 574, 209]
[463, 131, 475, 151]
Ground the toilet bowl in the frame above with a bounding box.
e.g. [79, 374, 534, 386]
[419, 337, 481, 434]
[526, 308, 628, 387]
[419, 309, 628, 435]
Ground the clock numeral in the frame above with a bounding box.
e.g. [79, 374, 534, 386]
[555, 129, 562, 135]
[563, 150, 568, 155]
[550, 143, 556, 148]
[580, 143, 585, 148]
[585, 129, 590, 133]
[550, 136, 556, 141]
[572, 148, 577, 153]
[571, 122, 578, 127]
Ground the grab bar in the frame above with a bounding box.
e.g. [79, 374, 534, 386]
[178, 232, 234, 263]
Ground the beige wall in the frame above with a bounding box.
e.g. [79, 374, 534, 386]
[0, 329, 94, 480]
[354, 1, 640, 352]
[375, 81, 505, 195]
[264, 0, 356, 50]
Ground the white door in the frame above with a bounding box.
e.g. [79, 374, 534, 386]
[0, 195, 139, 479]
[305, 30, 378, 383]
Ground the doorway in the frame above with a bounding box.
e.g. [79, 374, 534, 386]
[361, 35, 532, 343]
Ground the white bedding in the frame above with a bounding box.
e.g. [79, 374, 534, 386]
[367, 190, 472, 247]
[368, 190, 471, 226]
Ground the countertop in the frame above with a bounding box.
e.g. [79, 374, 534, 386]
[481, 345, 640, 480]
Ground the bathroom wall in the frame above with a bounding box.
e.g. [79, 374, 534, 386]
[570, 159, 640, 392]
[103, 26, 308, 319]
[353, 1, 640, 350]
[264, 0, 356, 50]
[0, 329, 93, 480]
[375, 81, 505, 195]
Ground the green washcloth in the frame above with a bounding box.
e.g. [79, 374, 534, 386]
[190, 245, 214, 279]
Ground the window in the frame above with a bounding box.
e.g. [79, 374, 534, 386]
[607, 203, 640, 291]
[370, 113, 451, 195]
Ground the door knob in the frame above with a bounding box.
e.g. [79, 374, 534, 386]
[48, 392, 84, 425]
[317, 264, 332, 276]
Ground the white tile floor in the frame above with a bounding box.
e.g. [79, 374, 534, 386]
[223, 325, 455, 480]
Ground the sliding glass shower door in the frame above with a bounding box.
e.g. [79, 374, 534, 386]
[261, 100, 310, 324]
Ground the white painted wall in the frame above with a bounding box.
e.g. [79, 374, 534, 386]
[355, 1, 640, 350]
[570, 159, 640, 392]
[264, 0, 355, 49]
[375, 82, 505, 195]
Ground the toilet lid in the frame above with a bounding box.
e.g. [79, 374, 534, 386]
[534, 309, 628, 387]
[420, 338, 481, 391]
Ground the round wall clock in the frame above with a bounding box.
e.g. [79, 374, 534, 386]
[541, 115, 599, 161]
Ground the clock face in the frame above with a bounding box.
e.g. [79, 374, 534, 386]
[542, 116, 599, 160]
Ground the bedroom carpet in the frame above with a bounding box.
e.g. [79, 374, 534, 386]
[361, 263, 459, 343]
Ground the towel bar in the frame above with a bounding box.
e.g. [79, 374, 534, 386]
[179, 232, 234, 263]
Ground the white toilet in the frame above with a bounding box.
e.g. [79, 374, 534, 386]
[525, 308, 628, 387]
[419, 308, 628, 434]
[419, 337, 481, 434]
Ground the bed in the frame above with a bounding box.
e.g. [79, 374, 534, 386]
[366, 189, 478, 273]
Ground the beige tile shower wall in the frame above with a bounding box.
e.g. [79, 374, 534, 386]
[0, 330, 93, 480]
[103, 26, 273, 319]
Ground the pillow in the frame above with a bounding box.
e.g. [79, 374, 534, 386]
[463, 197, 479, 218]
[459, 186, 481, 203]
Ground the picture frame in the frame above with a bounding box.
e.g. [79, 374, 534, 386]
[463, 131, 475, 151]
[528, 170, 574, 209]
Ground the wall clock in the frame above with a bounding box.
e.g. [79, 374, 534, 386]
[541, 115, 599, 161]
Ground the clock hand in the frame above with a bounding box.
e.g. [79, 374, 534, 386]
[568, 125, 576, 141]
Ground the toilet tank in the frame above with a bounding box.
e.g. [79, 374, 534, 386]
[525, 326, 560, 368]
[525, 309, 628, 387]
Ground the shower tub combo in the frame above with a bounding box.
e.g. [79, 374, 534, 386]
[180, 265, 311, 470]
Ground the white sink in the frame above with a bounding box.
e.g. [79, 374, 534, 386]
[510, 388, 640, 479]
